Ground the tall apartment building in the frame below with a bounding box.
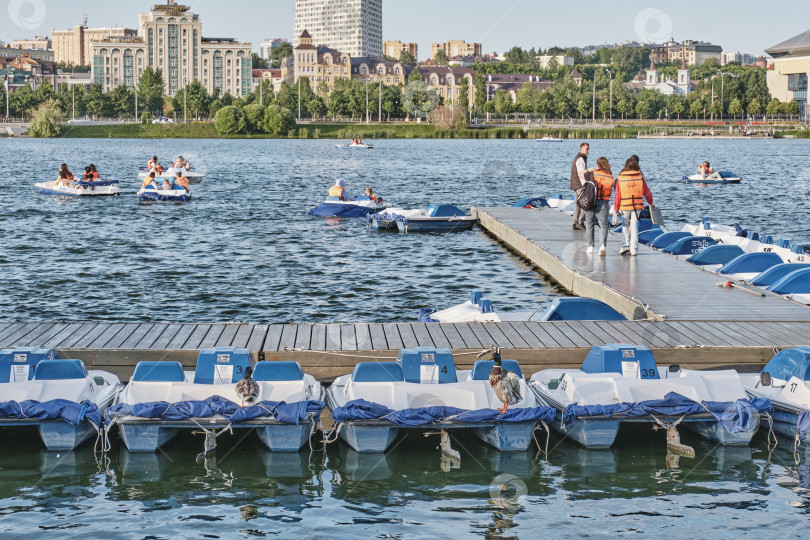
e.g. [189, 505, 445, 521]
[383, 40, 418, 61]
[53, 25, 137, 66]
[293, 0, 382, 58]
[90, 1, 252, 98]
[431, 40, 482, 60]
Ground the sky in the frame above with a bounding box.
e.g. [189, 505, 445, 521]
[1, 0, 806, 58]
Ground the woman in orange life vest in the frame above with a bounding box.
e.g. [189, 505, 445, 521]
[328, 178, 348, 200]
[365, 187, 382, 204]
[698, 161, 721, 180]
[584, 157, 614, 257]
[613, 157, 654, 256]
[56, 163, 74, 186]
[89, 164, 99, 179]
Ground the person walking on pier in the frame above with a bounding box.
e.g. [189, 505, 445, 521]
[585, 157, 614, 256]
[570, 142, 593, 230]
[614, 157, 654, 256]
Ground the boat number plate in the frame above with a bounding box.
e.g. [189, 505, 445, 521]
[421, 354, 435, 363]
[13, 354, 26, 363]
[621, 350, 635, 358]
[216, 354, 230, 363]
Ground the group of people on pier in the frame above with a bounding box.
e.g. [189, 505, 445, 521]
[570, 142, 654, 256]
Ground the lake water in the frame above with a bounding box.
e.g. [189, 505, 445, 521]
[1, 137, 810, 537]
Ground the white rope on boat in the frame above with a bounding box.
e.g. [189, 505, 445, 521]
[322, 422, 344, 445]
[533, 421, 550, 461]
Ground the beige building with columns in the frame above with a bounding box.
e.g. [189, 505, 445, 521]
[53, 25, 137, 66]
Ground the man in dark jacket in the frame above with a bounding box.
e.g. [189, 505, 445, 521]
[570, 142, 592, 229]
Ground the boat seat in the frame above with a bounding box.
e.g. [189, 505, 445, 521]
[581, 344, 659, 379]
[427, 204, 465, 217]
[719, 252, 783, 275]
[686, 245, 744, 266]
[193, 347, 254, 384]
[132, 361, 185, 382]
[0, 347, 60, 383]
[539, 297, 626, 321]
[761, 347, 810, 381]
[352, 362, 404, 383]
[768, 268, 810, 295]
[397, 347, 457, 384]
[471, 359, 524, 380]
[751, 263, 810, 287]
[253, 361, 304, 382]
[661, 236, 715, 255]
[34, 359, 88, 381]
[649, 231, 692, 249]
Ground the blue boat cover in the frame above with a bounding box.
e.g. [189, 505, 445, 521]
[513, 197, 549, 208]
[750, 263, 810, 287]
[418, 308, 439, 323]
[331, 399, 556, 426]
[539, 297, 626, 322]
[427, 204, 466, 217]
[661, 236, 716, 255]
[768, 268, 810, 295]
[797, 411, 810, 434]
[367, 210, 407, 224]
[649, 231, 692, 249]
[561, 391, 772, 433]
[76, 180, 119, 187]
[686, 244, 744, 266]
[762, 347, 810, 381]
[719, 252, 782, 275]
[309, 202, 373, 218]
[139, 190, 190, 202]
[0, 399, 102, 428]
[105, 395, 324, 425]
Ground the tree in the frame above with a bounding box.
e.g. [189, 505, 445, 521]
[85, 84, 111, 117]
[28, 99, 62, 137]
[702, 57, 719, 69]
[307, 95, 326, 117]
[747, 98, 761, 115]
[728, 98, 743, 118]
[635, 99, 652, 119]
[765, 98, 781, 116]
[668, 94, 686, 120]
[577, 98, 591, 120]
[434, 49, 449, 66]
[493, 89, 513, 114]
[276, 81, 297, 111]
[262, 104, 296, 135]
[243, 103, 265, 132]
[174, 80, 212, 120]
[108, 85, 134, 118]
[598, 98, 611, 118]
[9, 83, 36, 117]
[515, 82, 535, 113]
[689, 98, 703, 119]
[328, 79, 351, 117]
[474, 71, 486, 112]
[399, 50, 417, 67]
[616, 98, 632, 120]
[214, 105, 245, 134]
[270, 42, 293, 68]
[251, 53, 268, 69]
[138, 67, 165, 115]
[458, 77, 470, 111]
[782, 100, 800, 115]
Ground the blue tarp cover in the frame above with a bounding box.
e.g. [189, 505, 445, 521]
[367, 210, 407, 223]
[331, 399, 556, 426]
[418, 308, 439, 323]
[797, 411, 810, 435]
[562, 391, 772, 433]
[139, 191, 191, 202]
[75, 180, 119, 187]
[0, 399, 102, 427]
[105, 395, 324, 425]
[308, 202, 373, 218]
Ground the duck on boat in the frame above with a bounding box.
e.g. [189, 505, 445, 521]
[744, 347, 810, 445]
[308, 179, 390, 218]
[368, 204, 478, 233]
[326, 347, 555, 457]
[105, 347, 324, 455]
[528, 344, 772, 450]
[419, 291, 624, 323]
[0, 347, 122, 451]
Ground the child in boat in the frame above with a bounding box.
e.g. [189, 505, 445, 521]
[56, 164, 74, 186]
[175, 171, 190, 192]
[365, 187, 383, 204]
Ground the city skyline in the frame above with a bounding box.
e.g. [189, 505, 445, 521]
[3, 0, 806, 59]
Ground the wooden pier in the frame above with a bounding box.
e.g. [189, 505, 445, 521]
[2, 206, 806, 382]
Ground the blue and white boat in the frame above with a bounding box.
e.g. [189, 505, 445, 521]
[529, 344, 771, 449]
[369, 204, 477, 233]
[744, 347, 810, 444]
[326, 347, 555, 454]
[35, 179, 121, 196]
[137, 185, 191, 202]
[335, 142, 373, 149]
[682, 172, 742, 184]
[0, 348, 122, 451]
[138, 166, 204, 184]
[106, 347, 324, 454]
[309, 195, 390, 218]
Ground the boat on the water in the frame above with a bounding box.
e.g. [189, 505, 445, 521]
[744, 347, 810, 444]
[682, 172, 742, 184]
[137, 185, 191, 202]
[35, 179, 121, 196]
[369, 204, 478, 233]
[336, 141, 373, 149]
[0, 347, 122, 451]
[138, 167, 205, 184]
[529, 344, 771, 449]
[106, 347, 324, 454]
[536, 136, 563, 142]
[325, 346, 555, 454]
[309, 195, 390, 218]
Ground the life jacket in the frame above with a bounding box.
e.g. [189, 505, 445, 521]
[369, 194, 381, 204]
[142, 177, 156, 189]
[593, 170, 613, 201]
[176, 177, 190, 191]
[92, 171, 99, 179]
[328, 185, 345, 199]
[698, 164, 712, 176]
[617, 171, 645, 211]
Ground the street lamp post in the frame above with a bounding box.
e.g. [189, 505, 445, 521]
[297, 77, 301, 121]
[183, 69, 187, 124]
[71, 63, 75, 120]
[606, 69, 613, 123]
[592, 76, 595, 123]
[365, 77, 369, 124]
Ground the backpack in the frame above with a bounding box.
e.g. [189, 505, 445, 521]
[576, 174, 597, 212]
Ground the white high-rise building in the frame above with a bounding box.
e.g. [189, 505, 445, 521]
[294, 0, 382, 58]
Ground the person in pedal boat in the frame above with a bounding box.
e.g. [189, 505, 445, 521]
[148, 156, 164, 174]
[56, 164, 74, 186]
[90, 164, 99, 179]
[161, 178, 173, 191]
[82, 166, 94, 181]
[698, 161, 721, 180]
[365, 187, 383, 204]
[175, 171, 190, 192]
[329, 178, 350, 200]
[174, 156, 190, 170]
[141, 171, 158, 189]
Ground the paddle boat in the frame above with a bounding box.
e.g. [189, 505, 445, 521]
[105, 347, 324, 454]
[138, 167, 205, 184]
[336, 140, 373, 149]
[309, 195, 390, 218]
[0, 348, 122, 451]
[536, 135, 563, 142]
[682, 219, 808, 264]
[682, 172, 742, 184]
[137, 184, 191, 202]
[528, 344, 771, 450]
[35, 178, 121, 196]
[744, 347, 810, 444]
[368, 204, 478, 233]
[326, 347, 555, 455]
